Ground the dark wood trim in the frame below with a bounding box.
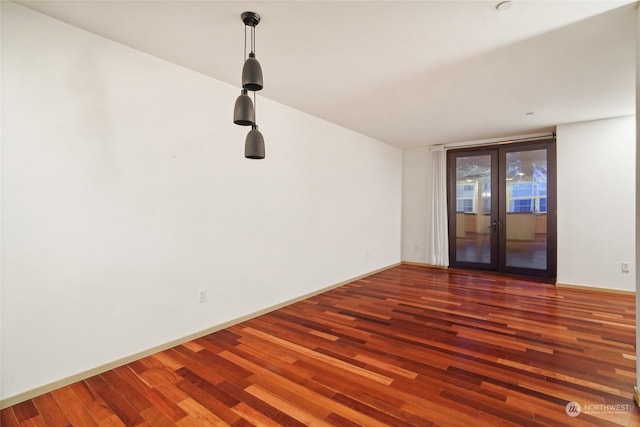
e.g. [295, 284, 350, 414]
[447, 148, 499, 271]
[448, 139, 557, 278]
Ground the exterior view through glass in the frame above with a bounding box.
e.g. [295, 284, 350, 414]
[455, 155, 492, 265]
[504, 149, 548, 270]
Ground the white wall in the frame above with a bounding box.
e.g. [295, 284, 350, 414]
[634, 2, 640, 394]
[0, 3, 402, 400]
[402, 117, 636, 291]
[401, 147, 431, 264]
[557, 116, 636, 291]
[635, 0, 640, 396]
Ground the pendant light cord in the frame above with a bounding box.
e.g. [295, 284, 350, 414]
[251, 25, 255, 54]
[251, 23, 257, 125]
[243, 25, 247, 60]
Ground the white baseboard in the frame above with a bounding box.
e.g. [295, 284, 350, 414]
[556, 282, 635, 295]
[0, 262, 400, 409]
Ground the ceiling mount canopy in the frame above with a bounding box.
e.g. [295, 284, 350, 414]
[233, 11, 265, 159]
[241, 11, 260, 27]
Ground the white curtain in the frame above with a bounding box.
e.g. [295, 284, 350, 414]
[429, 145, 449, 266]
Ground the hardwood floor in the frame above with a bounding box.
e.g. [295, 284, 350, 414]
[2, 264, 638, 426]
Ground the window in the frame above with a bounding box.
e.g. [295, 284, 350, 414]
[512, 199, 532, 212]
[457, 199, 473, 213]
[510, 183, 532, 197]
[456, 184, 475, 198]
[538, 198, 547, 213]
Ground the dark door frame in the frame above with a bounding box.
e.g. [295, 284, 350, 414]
[447, 139, 557, 278]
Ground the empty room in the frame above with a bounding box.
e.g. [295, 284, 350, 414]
[1, 1, 638, 426]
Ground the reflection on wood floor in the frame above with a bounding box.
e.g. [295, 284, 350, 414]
[2, 264, 638, 426]
[456, 235, 548, 270]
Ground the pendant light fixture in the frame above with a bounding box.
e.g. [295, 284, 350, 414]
[233, 89, 254, 126]
[244, 90, 264, 159]
[245, 126, 265, 159]
[241, 11, 263, 91]
[233, 11, 265, 159]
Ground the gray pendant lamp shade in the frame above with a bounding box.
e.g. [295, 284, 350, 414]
[245, 125, 265, 159]
[233, 89, 254, 126]
[242, 53, 263, 92]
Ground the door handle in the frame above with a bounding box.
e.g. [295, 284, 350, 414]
[489, 220, 503, 231]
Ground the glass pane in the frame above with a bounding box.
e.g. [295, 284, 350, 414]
[455, 155, 492, 264]
[505, 149, 547, 270]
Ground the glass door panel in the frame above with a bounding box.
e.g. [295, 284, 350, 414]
[503, 149, 548, 270]
[448, 151, 498, 270]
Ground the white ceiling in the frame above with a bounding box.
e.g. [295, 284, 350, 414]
[16, 0, 637, 148]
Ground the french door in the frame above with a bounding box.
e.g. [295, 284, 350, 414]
[447, 140, 556, 278]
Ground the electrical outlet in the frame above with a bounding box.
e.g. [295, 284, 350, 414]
[199, 289, 208, 303]
[621, 262, 630, 273]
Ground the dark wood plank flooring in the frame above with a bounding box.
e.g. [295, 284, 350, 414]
[2, 264, 638, 426]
